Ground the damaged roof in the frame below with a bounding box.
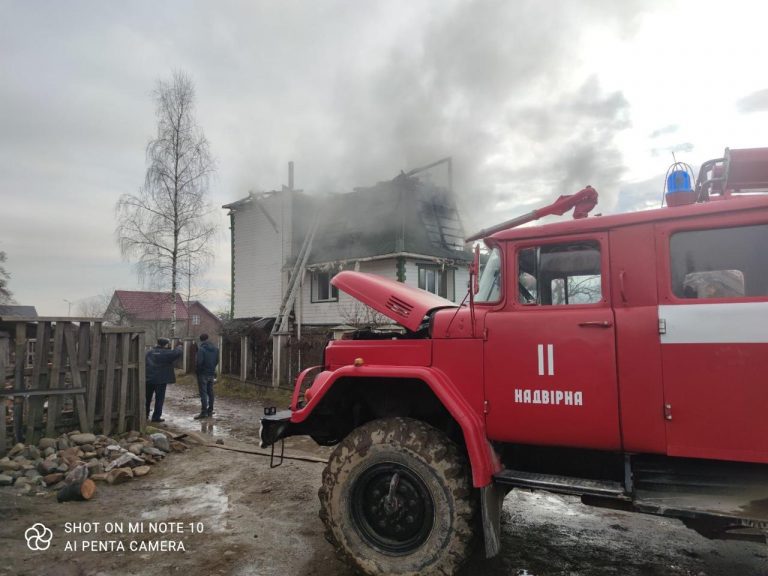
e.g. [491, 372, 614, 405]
[301, 173, 471, 266]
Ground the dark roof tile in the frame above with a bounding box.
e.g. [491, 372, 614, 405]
[302, 174, 471, 265]
[0, 305, 38, 318]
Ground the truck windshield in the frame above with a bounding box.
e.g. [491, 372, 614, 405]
[476, 247, 502, 302]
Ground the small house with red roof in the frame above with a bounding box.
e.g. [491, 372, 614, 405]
[105, 290, 222, 343]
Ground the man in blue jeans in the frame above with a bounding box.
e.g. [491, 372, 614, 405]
[194, 333, 219, 420]
[145, 338, 183, 423]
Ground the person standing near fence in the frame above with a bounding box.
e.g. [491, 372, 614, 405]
[145, 337, 183, 423]
[194, 333, 219, 420]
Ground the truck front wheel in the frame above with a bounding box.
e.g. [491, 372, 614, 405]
[318, 417, 477, 576]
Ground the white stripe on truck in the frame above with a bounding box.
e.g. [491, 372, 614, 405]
[659, 302, 768, 344]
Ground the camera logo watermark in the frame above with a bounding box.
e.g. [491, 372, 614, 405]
[25, 523, 53, 551]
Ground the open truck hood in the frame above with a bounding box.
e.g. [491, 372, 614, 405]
[331, 271, 458, 332]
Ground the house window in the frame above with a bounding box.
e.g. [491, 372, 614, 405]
[192, 314, 201, 326]
[312, 271, 339, 302]
[418, 265, 454, 299]
[518, 241, 603, 305]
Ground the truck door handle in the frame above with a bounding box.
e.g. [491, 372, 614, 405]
[579, 321, 613, 328]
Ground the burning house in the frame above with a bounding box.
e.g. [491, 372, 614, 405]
[222, 159, 472, 386]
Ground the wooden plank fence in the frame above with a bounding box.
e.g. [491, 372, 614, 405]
[0, 317, 146, 453]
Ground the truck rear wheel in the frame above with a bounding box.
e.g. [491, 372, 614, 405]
[318, 417, 477, 576]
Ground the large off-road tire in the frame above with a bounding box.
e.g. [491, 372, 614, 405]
[319, 417, 477, 576]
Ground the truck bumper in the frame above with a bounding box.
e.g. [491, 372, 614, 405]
[259, 410, 294, 449]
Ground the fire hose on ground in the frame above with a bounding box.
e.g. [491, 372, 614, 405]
[171, 432, 328, 465]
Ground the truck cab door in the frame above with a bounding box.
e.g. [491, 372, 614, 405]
[657, 219, 768, 462]
[483, 235, 622, 450]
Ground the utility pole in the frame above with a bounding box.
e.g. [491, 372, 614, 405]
[187, 254, 192, 337]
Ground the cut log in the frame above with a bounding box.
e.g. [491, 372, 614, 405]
[57, 478, 96, 503]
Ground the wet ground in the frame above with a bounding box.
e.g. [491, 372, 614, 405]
[1, 381, 766, 576]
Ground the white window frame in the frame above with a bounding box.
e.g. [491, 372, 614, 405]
[418, 264, 455, 300]
[311, 270, 339, 302]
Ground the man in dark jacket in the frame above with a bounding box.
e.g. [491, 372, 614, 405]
[194, 333, 219, 419]
[145, 338, 183, 423]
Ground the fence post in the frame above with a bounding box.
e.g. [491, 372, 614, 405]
[27, 322, 50, 442]
[117, 334, 130, 434]
[87, 323, 102, 431]
[102, 333, 117, 436]
[76, 323, 91, 432]
[45, 322, 66, 438]
[0, 331, 8, 453]
[240, 336, 249, 381]
[138, 331, 146, 432]
[217, 336, 223, 376]
[13, 322, 26, 443]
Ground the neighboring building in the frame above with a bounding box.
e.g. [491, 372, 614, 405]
[223, 162, 472, 384]
[105, 290, 222, 343]
[0, 305, 39, 369]
[0, 305, 38, 318]
[187, 300, 224, 340]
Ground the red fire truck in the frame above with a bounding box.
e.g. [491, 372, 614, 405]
[261, 148, 768, 575]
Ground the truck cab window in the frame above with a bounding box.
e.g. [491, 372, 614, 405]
[476, 247, 502, 303]
[670, 224, 768, 299]
[518, 241, 602, 305]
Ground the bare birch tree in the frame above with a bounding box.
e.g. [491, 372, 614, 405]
[0, 251, 14, 305]
[338, 300, 388, 329]
[115, 71, 216, 336]
[75, 290, 114, 318]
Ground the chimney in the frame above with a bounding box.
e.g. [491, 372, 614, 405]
[288, 161, 294, 191]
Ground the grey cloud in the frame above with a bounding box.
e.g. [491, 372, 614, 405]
[479, 76, 630, 219]
[736, 89, 768, 113]
[651, 142, 694, 158]
[650, 124, 679, 138]
[614, 174, 665, 213]
[0, 0, 660, 313]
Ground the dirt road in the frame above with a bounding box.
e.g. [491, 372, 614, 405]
[1, 382, 766, 576]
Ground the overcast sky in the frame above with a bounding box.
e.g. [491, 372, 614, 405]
[3, 0, 768, 315]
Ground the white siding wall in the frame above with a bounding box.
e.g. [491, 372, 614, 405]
[405, 259, 470, 303]
[299, 259, 397, 326]
[403, 260, 420, 291]
[230, 188, 470, 323]
[363, 259, 397, 280]
[455, 267, 470, 301]
[298, 258, 469, 326]
[232, 191, 292, 318]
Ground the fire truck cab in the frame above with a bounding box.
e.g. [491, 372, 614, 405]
[261, 148, 768, 576]
[481, 185, 768, 464]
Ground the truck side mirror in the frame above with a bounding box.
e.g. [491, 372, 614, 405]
[471, 244, 480, 295]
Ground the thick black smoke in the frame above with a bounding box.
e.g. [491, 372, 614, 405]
[319, 0, 656, 230]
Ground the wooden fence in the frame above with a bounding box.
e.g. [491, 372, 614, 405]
[0, 317, 146, 453]
[220, 329, 327, 387]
